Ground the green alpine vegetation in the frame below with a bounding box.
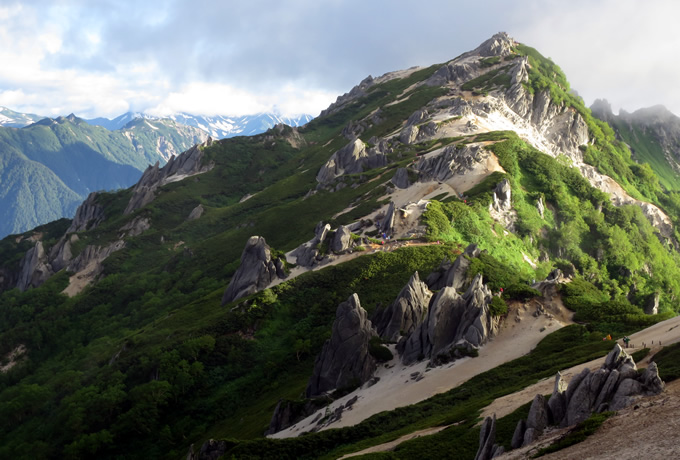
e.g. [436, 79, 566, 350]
[0, 33, 678, 459]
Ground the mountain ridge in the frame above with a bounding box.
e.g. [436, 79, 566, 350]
[0, 32, 679, 459]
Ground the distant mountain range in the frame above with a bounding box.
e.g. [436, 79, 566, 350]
[0, 107, 314, 237]
[85, 111, 314, 139]
[0, 106, 314, 140]
[0, 113, 208, 237]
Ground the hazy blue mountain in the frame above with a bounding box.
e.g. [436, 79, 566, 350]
[87, 111, 314, 138]
[0, 113, 208, 237]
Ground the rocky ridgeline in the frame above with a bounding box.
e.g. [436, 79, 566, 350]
[306, 294, 378, 397]
[67, 192, 105, 233]
[474, 344, 665, 460]
[2, 136, 220, 295]
[125, 137, 214, 215]
[310, 31, 672, 238]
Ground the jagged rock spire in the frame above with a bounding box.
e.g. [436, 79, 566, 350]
[306, 294, 377, 397]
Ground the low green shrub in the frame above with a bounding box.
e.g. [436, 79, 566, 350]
[503, 283, 541, 301]
[489, 296, 508, 317]
[369, 337, 394, 363]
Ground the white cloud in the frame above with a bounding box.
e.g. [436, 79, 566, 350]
[1, 0, 680, 119]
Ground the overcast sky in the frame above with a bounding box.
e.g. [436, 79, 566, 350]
[0, 0, 678, 119]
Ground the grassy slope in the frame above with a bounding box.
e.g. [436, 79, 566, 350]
[0, 43, 678, 460]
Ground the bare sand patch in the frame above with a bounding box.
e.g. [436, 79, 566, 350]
[272, 299, 572, 438]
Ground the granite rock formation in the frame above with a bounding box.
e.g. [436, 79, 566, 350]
[67, 192, 104, 233]
[316, 138, 388, 184]
[511, 344, 665, 449]
[373, 272, 433, 342]
[306, 294, 377, 397]
[474, 415, 505, 460]
[221, 236, 286, 305]
[399, 273, 498, 364]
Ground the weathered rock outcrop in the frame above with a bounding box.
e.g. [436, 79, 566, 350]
[532, 268, 568, 297]
[125, 137, 214, 215]
[391, 168, 411, 189]
[290, 222, 331, 268]
[221, 236, 286, 305]
[306, 294, 377, 397]
[373, 272, 432, 342]
[119, 216, 151, 238]
[330, 225, 353, 253]
[399, 273, 498, 364]
[644, 292, 660, 315]
[474, 415, 505, 460]
[521, 394, 549, 446]
[379, 202, 396, 236]
[66, 240, 126, 275]
[17, 242, 54, 291]
[426, 243, 481, 291]
[416, 144, 489, 182]
[316, 138, 388, 184]
[48, 234, 78, 272]
[67, 192, 104, 233]
[186, 439, 230, 460]
[490, 179, 512, 213]
[512, 344, 665, 449]
[187, 204, 204, 221]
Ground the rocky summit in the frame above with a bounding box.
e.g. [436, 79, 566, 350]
[2, 32, 680, 460]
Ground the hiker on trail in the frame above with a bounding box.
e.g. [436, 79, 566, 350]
[623, 336, 630, 348]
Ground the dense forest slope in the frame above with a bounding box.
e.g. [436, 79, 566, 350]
[0, 33, 679, 459]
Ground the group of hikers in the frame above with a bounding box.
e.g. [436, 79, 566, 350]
[601, 334, 662, 349]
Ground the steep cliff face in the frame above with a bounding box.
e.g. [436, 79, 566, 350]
[306, 294, 377, 397]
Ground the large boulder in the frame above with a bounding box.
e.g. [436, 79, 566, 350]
[306, 294, 377, 397]
[221, 236, 286, 305]
[316, 138, 388, 184]
[373, 272, 433, 342]
[331, 225, 353, 253]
